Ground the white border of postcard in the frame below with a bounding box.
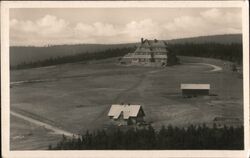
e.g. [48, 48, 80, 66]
[1, 1, 249, 158]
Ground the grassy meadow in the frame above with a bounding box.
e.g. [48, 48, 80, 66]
[10, 56, 243, 150]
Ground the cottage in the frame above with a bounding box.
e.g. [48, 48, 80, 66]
[181, 84, 210, 97]
[108, 104, 145, 126]
[122, 38, 178, 66]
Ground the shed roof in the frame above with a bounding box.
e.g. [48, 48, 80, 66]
[181, 84, 210, 90]
[108, 104, 143, 119]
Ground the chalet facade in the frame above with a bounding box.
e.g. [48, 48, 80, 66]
[108, 104, 145, 126]
[122, 38, 178, 66]
[181, 84, 210, 97]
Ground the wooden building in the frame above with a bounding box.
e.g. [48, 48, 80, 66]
[122, 38, 178, 66]
[108, 104, 145, 126]
[181, 84, 210, 97]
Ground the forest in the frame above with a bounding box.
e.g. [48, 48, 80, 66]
[50, 124, 244, 150]
[11, 43, 242, 70]
[11, 47, 135, 70]
[168, 43, 242, 64]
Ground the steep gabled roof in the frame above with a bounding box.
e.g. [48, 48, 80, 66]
[135, 39, 168, 54]
[108, 104, 144, 119]
[141, 40, 151, 48]
[147, 40, 166, 48]
[134, 47, 152, 54]
[181, 84, 210, 90]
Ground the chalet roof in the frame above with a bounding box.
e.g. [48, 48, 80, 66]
[108, 104, 143, 119]
[135, 39, 168, 54]
[131, 55, 151, 59]
[151, 48, 168, 52]
[135, 47, 152, 54]
[146, 40, 166, 48]
[181, 84, 210, 90]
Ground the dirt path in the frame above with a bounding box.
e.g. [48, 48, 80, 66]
[192, 63, 223, 72]
[11, 62, 221, 87]
[10, 70, 138, 86]
[11, 111, 76, 137]
[11, 79, 59, 86]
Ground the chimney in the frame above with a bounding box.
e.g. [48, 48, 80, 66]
[141, 38, 144, 43]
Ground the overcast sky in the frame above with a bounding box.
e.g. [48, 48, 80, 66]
[10, 8, 242, 46]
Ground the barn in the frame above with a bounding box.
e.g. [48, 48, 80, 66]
[122, 38, 178, 66]
[108, 104, 145, 126]
[181, 84, 210, 97]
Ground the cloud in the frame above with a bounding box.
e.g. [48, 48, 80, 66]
[163, 16, 206, 32]
[10, 19, 37, 33]
[75, 19, 166, 43]
[163, 15, 214, 39]
[201, 8, 241, 28]
[36, 15, 69, 35]
[73, 19, 161, 43]
[11, 15, 70, 36]
[162, 8, 242, 39]
[123, 19, 163, 40]
[10, 15, 73, 45]
[10, 9, 242, 46]
[75, 22, 119, 37]
[200, 8, 223, 19]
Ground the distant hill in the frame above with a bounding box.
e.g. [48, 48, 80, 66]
[10, 34, 242, 66]
[166, 34, 242, 44]
[10, 44, 136, 66]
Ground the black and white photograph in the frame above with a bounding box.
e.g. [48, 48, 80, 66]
[1, 1, 249, 158]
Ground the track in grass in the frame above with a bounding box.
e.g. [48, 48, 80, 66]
[11, 111, 76, 137]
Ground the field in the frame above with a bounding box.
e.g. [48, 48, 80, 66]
[10, 56, 243, 150]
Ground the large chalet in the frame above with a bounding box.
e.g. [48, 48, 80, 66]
[122, 38, 179, 66]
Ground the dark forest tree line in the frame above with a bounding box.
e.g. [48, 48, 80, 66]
[168, 43, 242, 64]
[11, 47, 136, 70]
[50, 124, 244, 150]
[11, 43, 242, 70]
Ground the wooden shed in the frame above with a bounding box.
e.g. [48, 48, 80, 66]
[181, 84, 210, 97]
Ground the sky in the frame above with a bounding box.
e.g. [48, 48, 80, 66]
[10, 8, 242, 46]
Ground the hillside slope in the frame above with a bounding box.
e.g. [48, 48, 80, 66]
[166, 34, 242, 44]
[10, 44, 136, 66]
[10, 34, 242, 66]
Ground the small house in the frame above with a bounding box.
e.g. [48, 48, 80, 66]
[108, 104, 145, 126]
[181, 84, 210, 97]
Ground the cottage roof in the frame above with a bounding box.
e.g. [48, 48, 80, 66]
[181, 84, 210, 90]
[108, 104, 143, 119]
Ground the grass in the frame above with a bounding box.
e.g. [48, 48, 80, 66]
[10, 115, 62, 150]
[10, 56, 243, 150]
